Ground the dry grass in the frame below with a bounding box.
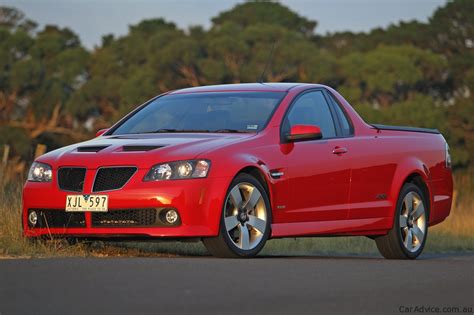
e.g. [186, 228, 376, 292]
[0, 171, 472, 258]
[435, 171, 474, 237]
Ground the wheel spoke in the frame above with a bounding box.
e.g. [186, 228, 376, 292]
[404, 229, 413, 249]
[411, 202, 425, 220]
[399, 215, 408, 228]
[404, 193, 413, 213]
[229, 186, 242, 209]
[239, 225, 250, 250]
[244, 187, 262, 209]
[224, 215, 239, 231]
[247, 215, 266, 233]
[412, 225, 424, 243]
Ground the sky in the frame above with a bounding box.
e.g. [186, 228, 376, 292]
[4, 0, 446, 49]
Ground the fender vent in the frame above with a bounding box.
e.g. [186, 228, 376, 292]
[77, 145, 109, 152]
[122, 145, 162, 152]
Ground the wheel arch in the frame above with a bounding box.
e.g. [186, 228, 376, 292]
[403, 173, 431, 218]
[234, 165, 273, 210]
[389, 158, 433, 221]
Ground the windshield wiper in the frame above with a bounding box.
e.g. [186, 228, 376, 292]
[138, 129, 211, 134]
[137, 128, 252, 134]
[155, 128, 178, 133]
[135, 128, 176, 134]
[212, 129, 252, 133]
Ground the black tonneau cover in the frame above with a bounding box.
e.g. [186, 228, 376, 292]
[371, 124, 440, 134]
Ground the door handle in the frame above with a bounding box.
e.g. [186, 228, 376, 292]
[332, 147, 348, 155]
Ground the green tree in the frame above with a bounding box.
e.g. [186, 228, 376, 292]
[211, 0, 317, 38]
[339, 45, 447, 106]
[0, 7, 89, 161]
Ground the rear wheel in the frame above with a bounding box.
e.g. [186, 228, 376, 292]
[203, 173, 271, 258]
[375, 183, 428, 259]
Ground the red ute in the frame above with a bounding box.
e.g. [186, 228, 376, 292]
[23, 83, 453, 259]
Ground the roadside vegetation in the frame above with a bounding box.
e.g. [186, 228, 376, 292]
[0, 0, 473, 257]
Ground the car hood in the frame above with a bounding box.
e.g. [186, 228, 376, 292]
[38, 133, 255, 169]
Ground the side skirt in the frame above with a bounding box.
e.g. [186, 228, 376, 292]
[270, 217, 392, 238]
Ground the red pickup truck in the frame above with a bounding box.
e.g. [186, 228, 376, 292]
[23, 83, 453, 259]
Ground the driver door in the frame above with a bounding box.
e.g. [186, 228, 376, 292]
[281, 90, 351, 222]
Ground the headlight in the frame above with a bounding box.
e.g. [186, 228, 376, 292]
[27, 162, 53, 182]
[144, 160, 210, 181]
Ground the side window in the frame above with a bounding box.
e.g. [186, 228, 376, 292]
[286, 91, 336, 138]
[329, 94, 353, 136]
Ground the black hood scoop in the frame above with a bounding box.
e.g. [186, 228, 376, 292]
[77, 145, 110, 152]
[122, 145, 163, 152]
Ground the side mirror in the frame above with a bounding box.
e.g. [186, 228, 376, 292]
[95, 128, 109, 137]
[286, 124, 322, 142]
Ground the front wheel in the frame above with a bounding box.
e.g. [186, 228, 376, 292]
[203, 173, 271, 258]
[375, 183, 429, 259]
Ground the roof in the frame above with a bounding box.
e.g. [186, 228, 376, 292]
[169, 82, 313, 94]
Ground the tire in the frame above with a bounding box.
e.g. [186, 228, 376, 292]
[375, 183, 429, 259]
[202, 173, 272, 258]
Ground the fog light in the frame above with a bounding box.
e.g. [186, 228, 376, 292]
[165, 209, 179, 224]
[28, 211, 38, 227]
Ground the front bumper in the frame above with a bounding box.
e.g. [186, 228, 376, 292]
[23, 168, 231, 238]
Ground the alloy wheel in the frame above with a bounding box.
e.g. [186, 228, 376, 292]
[399, 191, 427, 253]
[223, 182, 267, 251]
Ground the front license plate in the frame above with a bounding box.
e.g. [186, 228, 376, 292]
[66, 195, 108, 212]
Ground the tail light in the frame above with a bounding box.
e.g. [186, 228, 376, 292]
[445, 142, 452, 168]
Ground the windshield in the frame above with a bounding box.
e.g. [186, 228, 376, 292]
[111, 92, 286, 135]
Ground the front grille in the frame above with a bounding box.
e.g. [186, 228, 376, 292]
[92, 209, 158, 227]
[93, 167, 137, 192]
[58, 168, 86, 192]
[29, 209, 86, 228]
